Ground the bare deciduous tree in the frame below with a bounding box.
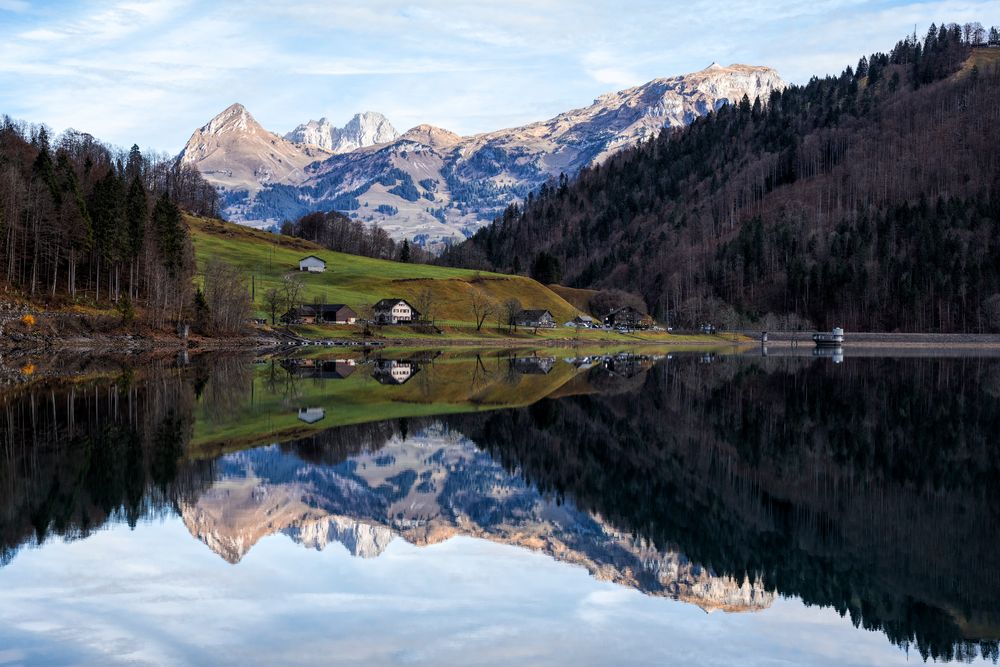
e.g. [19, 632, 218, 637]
[503, 298, 522, 333]
[203, 259, 252, 335]
[281, 274, 305, 315]
[263, 287, 282, 325]
[413, 286, 434, 324]
[469, 288, 495, 331]
[356, 303, 375, 338]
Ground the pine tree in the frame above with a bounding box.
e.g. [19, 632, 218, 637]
[856, 56, 869, 79]
[55, 153, 91, 297]
[399, 238, 411, 262]
[125, 176, 147, 298]
[151, 194, 183, 277]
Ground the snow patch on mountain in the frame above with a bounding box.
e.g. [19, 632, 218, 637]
[181, 64, 785, 246]
[285, 112, 398, 153]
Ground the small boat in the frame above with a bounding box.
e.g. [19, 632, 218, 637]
[813, 327, 845, 347]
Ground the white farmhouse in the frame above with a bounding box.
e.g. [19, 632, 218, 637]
[298, 255, 326, 273]
[373, 298, 421, 324]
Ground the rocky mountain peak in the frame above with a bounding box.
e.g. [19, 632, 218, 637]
[200, 102, 260, 136]
[398, 124, 462, 149]
[179, 102, 328, 197]
[285, 111, 398, 153]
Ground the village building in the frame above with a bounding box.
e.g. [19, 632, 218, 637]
[604, 306, 653, 330]
[513, 309, 556, 328]
[566, 315, 595, 328]
[371, 360, 420, 385]
[373, 299, 420, 325]
[298, 255, 327, 272]
[280, 304, 357, 325]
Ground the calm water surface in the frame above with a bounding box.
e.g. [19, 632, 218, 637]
[1, 348, 998, 666]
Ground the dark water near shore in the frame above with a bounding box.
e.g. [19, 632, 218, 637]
[1, 348, 998, 666]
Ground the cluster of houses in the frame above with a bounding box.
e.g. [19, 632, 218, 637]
[292, 257, 420, 326]
[280, 297, 422, 326]
[511, 306, 652, 331]
[561, 306, 654, 330]
[282, 254, 656, 332]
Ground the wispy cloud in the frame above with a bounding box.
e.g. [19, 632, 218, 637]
[0, 0, 998, 151]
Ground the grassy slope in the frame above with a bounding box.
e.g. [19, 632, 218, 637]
[189, 349, 586, 456]
[187, 214, 582, 324]
[187, 214, 744, 345]
[189, 343, 753, 457]
[960, 47, 1000, 76]
[547, 284, 600, 315]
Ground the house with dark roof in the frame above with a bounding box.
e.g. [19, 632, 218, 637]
[604, 306, 653, 330]
[512, 309, 556, 328]
[373, 299, 420, 324]
[280, 304, 357, 325]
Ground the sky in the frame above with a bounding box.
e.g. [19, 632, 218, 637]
[1, 0, 998, 154]
[0, 521, 956, 666]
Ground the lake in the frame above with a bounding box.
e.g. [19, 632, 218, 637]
[1, 347, 998, 666]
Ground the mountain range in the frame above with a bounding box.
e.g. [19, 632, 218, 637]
[178, 63, 786, 248]
[179, 426, 773, 613]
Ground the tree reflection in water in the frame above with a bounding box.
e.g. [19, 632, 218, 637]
[0, 351, 998, 662]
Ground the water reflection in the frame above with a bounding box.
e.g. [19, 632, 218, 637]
[1, 349, 999, 663]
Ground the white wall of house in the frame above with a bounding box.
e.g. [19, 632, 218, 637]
[377, 301, 413, 324]
[299, 256, 326, 272]
[390, 303, 412, 322]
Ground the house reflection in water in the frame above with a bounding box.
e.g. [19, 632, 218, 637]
[371, 360, 420, 385]
[282, 358, 357, 379]
[297, 407, 326, 424]
[600, 354, 654, 378]
[509, 356, 557, 375]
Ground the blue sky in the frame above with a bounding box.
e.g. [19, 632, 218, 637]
[0, 521, 958, 665]
[1, 1, 998, 153]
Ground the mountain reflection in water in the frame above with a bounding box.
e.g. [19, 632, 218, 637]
[1, 349, 998, 664]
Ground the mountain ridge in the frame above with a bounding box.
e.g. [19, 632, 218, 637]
[285, 111, 399, 153]
[178, 430, 774, 613]
[179, 64, 785, 245]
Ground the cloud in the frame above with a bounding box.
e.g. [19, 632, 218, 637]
[581, 50, 641, 88]
[0, 0, 998, 151]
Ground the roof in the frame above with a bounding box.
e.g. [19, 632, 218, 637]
[374, 298, 415, 310]
[517, 309, 553, 319]
[605, 306, 649, 320]
[285, 304, 355, 315]
[573, 315, 594, 321]
[298, 255, 325, 263]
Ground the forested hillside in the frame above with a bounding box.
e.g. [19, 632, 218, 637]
[0, 118, 218, 324]
[454, 24, 1000, 332]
